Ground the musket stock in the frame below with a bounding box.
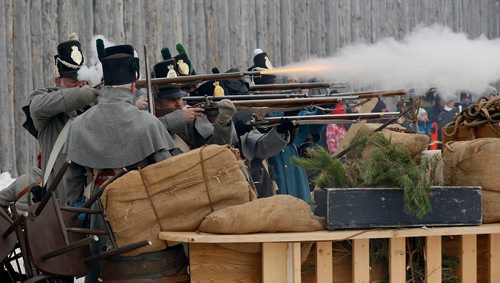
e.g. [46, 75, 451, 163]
[136, 71, 261, 88]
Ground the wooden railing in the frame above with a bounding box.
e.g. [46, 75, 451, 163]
[159, 223, 500, 282]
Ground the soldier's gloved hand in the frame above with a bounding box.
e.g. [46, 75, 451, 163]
[276, 118, 294, 134]
[216, 99, 236, 126]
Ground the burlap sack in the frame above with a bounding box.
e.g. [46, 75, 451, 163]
[443, 139, 500, 191]
[443, 139, 500, 223]
[198, 195, 324, 234]
[482, 190, 500, 224]
[102, 145, 256, 256]
[361, 123, 430, 159]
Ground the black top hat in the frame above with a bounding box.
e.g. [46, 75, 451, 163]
[54, 33, 85, 79]
[152, 58, 187, 99]
[220, 68, 250, 95]
[97, 40, 139, 86]
[247, 49, 276, 85]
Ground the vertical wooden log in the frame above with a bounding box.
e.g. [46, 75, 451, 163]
[228, 0, 244, 69]
[461, 234, 477, 283]
[193, 0, 206, 73]
[30, 0, 44, 90]
[216, 0, 230, 70]
[186, 0, 196, 63]
[425, 236, 442, 283]
[255, 0, 268, 51]
[316, 241, 333, 283]
[41, 0, 58, 86]
[109, 0, 125, 43]
[0, 0, 16, 174]
[267, 0, 281, 66]
[324, 0, 339, 55]
[338, 0, 351, 48]
[279, 0, 293, 65]
[243, 0, 257, 69]
[352, 239, 369, 283]
[203, 0, 218, 70]
[292, 0, 309, 62]
[13, 0, 34, 175]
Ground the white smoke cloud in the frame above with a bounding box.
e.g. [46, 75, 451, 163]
[77, 35, 116, 86]
[279, 24, 500, 99]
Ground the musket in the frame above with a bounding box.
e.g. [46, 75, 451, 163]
[183, 93, 309, 104]
[195, 89, 406, 110]
[143, 46, 155, 115]
[248, 112, 401, 126]
[249, 82, 334, 92]
[136, 70, 261, 88]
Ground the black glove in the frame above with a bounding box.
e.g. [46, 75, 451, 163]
[276, 118, 294, 134]
[235, 119, 253, 137]
[30, 184, 46, 203]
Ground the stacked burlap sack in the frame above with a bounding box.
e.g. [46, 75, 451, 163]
[443, 138, 500, 223]
[102, 145, 256, 256]
[102, 145, 324, 256]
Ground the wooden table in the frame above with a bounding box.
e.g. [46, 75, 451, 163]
[160, 224, 500, 282]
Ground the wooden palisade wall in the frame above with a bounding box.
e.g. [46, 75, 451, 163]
[1, 0, 499, 175]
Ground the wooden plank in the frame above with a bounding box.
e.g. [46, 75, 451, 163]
[262, 242, 287, 283]
[189, 243, 261, 282]
[292, 242, 301, 283]
[159, 223, 500, 243]
[389, 237, 406, 283]
[316, 241, 332, 283]
[461, 234, 477, 283]
[489, 234, 500, 283]
[352, 239, 369, 283]
[425, 236, 442, 283]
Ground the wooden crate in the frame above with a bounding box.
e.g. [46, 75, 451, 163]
[442, 124, 500, 148]
[315, 186, 482, 230]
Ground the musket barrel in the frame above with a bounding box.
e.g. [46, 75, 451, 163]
[251, 112, 400, 126]
[136, 71, 261, 88]
[249, 82, 332, 91]
[230, 90, 405, 108]
[183, 93, 309, 103]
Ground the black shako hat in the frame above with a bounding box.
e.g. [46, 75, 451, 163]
[174, 43, 196, 76]
[97, 39, 139, 86]
[220, 68, 250, 95]
[193, 80, 226, 97]
[247, 49, 277, 85]
[152, 58, 187, 99]
[54, 33, 85, 79]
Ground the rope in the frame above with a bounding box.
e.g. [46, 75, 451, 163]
[199, 145, 215, 212]
[443, 97, 500, 138]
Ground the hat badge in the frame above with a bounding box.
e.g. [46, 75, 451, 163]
[70, 46, 83, 65]
[167, 64, 177, 78]
[177, 59, 189, 75]
[264, 56, 273, 69]
[213, 81, 224, 97]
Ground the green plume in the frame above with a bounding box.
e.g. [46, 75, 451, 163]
[176, 43, 186, 54]
[161, 47, 172, 60]
[96, 39, 105, 59]
[211, 67, 220, 74]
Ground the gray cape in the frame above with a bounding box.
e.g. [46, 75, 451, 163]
[66, 87, 176, 168]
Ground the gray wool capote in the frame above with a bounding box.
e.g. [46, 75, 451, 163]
[65, 87, 177, 169]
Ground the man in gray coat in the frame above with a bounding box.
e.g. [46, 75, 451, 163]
[22, 33, 98, 204]
[62, 41, 179, 283]
[152, 58, 236, 151]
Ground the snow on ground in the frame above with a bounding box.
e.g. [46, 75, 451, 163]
[0, 171, 15, 190]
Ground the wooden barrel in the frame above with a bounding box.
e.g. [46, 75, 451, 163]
[100, 245, 188, 283]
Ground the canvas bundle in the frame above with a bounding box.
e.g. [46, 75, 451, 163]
[102, 145, 256, 256]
